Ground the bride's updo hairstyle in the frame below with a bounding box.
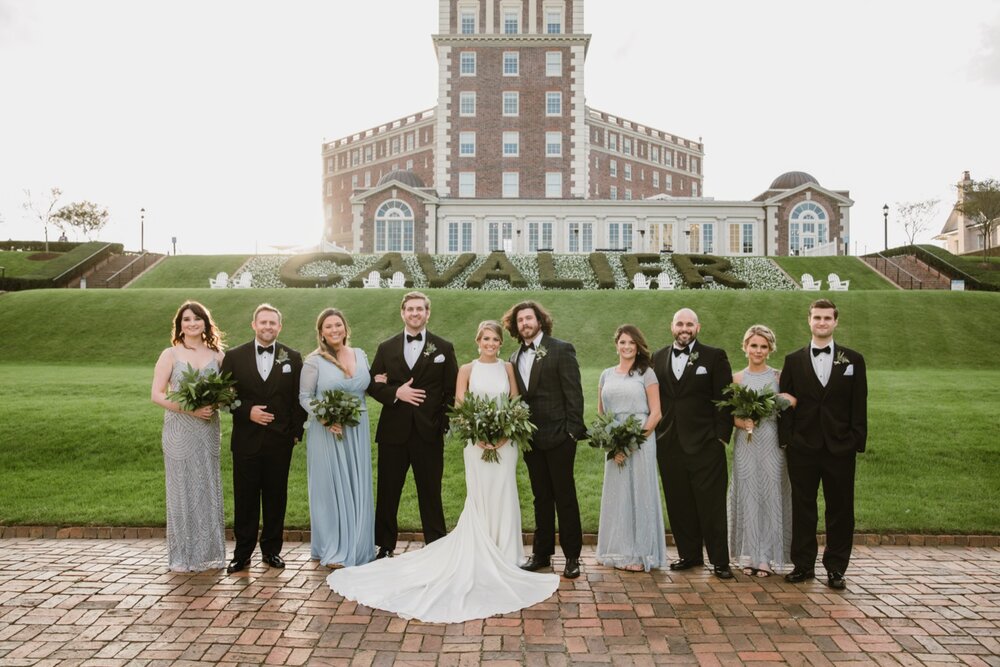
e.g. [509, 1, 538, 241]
[475, 320, 504, 344]
[171, 300, 223, 352]
[741, 324, 776, 354]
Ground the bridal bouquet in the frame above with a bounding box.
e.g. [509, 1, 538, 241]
[448, 392, 536, 463]
[310, 389, 363, 439]
[168, 364, 240, 412]
[588, 413, 646, 467]
[713, 383, 791, 442]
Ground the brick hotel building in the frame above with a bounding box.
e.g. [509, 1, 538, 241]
[321, 0, 853, 257]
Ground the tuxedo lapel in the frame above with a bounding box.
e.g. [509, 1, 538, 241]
[526, 342, 546, 394]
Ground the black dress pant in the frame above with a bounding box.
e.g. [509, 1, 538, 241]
[374, 433, 446, 550]
[232, 442, 294, 560]
[787, 447, 856, 573]
[523, 435, 582, 560]
[657, 433, 730, 567]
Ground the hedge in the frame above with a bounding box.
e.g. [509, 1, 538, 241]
[278, 252, 354, 287]
[671, 254, 748, 289]
[466, 251, 529, 288]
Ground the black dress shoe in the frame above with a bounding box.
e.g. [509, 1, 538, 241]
[261, 553, 285, 569]
[375, 546, 394, 560]
[669, 558, 704, 571]
[226, 557, 251, 574]
[563, 557, 581, 579]
[520, 554, 551, 571]
[826, 571, 846, 590]
[784, 568, 815, 583]
[712, 565, 734, 579]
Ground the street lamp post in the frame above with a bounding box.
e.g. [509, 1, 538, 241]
[882, 203, 889, 251]
[140, 208, 146, 253]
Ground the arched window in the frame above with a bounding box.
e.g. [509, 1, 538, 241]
[789, 201, 828, 254]
[374, 200, 414, 252]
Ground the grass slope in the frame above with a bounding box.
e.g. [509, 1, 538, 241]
[0, 250, 66, 277]
[129, 255, 250, 288]
[919, 245, 1000, 288]
[771, 256, 895, 290]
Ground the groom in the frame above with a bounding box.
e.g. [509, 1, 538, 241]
[780, 299, 867, 590]
[368, 291, 458, 558]
[221, 303, 306, 574]
[503, 300, 585, 579]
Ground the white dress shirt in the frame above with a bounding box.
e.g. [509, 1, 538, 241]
[671, 340, 696, 381]
[518, 332, 544, 389]
[810, 341, 835, 387]
[256, 341, 274, 381]
[403, 329, 426, 369]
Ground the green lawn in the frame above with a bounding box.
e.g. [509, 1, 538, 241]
[128, 255, 250, 288]
[919, 245, 1000, 288]
[0, 250, 66, 277]
[771, 256, 895, 290]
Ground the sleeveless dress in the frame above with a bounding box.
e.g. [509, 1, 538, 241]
[326, 359, 560, 623]
[299, 348, 375, 567]
[161, 356, 227, 572]
[727, 367, 792, 572]
[595, 367, 668, 571]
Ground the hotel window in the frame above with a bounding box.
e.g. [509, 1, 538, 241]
[405, 133, 414, 151]
[325, 181, 332, 196]
[459, 131, 476, 156]
[729, 223, 754, 254]
[624, 189, 632, 200]
[351, 150, 359, 166]
[447, 221, 474, 253]
[652, 171, 660, 188]
[691, 181, 699, 197]
[665, 174, 673, 190]
[545, 131, 562, 157]
[459, 91, 476, 116]
[458, 171, 476, 197]
[609, 159, 617, 177]
[502, 172, 519, 198]
[374, 200, 415, 252]
[545, 92, 562, 116]
[545, 172, 562, 198]
[405, 159, 413, 169]
[650, 146, 659, 162]
[623, 138, 632, 155]
[650, 222, 673, 252]
[691, 157, 699, 174]
[608, 133, 618, 151]
[526, 221, 553, 252]
[568, 222, 593, 252]
[664, 150, 673, 166]
[789, 202, 828, 253]
[460, 10, 476, 34]
[364, 146, 373, 162]
[702, 224, 714, 253]
[351, 174, 358, 188]
[390, 137, 400, 154]
[502, 131, 519, 156]
[608, 222, 633, 251]
[546, 51, 562, 76]
[488, 221, 514, 251]
[545, 10, 562, 33]
[326, 158, 333, 173]
[624, 164, 632, 181]
[364, 171, 371, 187]
[459, 52, 476, 75]
[610, 186, 618, 200]
[503, 10, 519, 34]
[503, 91, 519, 116]
[503, 52, 519, 76]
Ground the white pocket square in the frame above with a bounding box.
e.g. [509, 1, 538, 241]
[844, 364, 854, 376]
[433, 354, 446, 363]
[282, 364, 292, 373]
[695, 366, 708, 375]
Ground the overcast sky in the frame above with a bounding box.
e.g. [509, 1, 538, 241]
[1, 0, 998, 256]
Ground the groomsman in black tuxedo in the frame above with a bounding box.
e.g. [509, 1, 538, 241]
[368, 291, 458, 559]
[221, 304, 306, 574]
[504, 301, 586, 579]
[779, 299, 867, 590]
[652, 308, 734, 579]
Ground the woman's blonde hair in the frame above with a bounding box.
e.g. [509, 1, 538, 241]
[742, 324, 776, 352]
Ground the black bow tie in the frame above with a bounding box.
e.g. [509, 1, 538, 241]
[672, 346, 689, 357]
[812, 346, 831, 357]
[257, 344, 274, 355]
[521, 342, 535, 354]
[406, 333, 423, 343]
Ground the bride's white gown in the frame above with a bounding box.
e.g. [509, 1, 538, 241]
[326, 360, 560, 623]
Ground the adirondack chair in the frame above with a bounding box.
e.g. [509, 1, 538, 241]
[828, 273, 850, 291]
[209, 272, 229, 289]
[632, 273, 650, 290]
[800, 273, 822, 291]
[388, 271, 406, 288]
[362, 270, 381, 288]
[232, 272, 252, 289]
[656, 271, 676, 290]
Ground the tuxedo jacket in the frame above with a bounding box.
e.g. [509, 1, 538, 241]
[221, 340, 306, 457]
[367, 331, 458, 446]
[779, 344, 868, 455]
[652, 341, 734, 455]
[510, 335, 586, 450]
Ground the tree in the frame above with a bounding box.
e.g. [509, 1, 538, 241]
[52, 201, 110, 240]
[896, 199, 939, 246]
[956, 178, 1000, 265]
[22, 187, 62, 252]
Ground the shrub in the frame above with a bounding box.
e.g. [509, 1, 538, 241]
[538, 253, 584, 289]
[466, 252, 529, 289]
[418, 253, 476, 288]
[279, 252, 353, 287]
[588, 253, 617, 289]
[346, 252, 412, 288]
[671, 254, 747, 289]
[620, 253, 666, 286]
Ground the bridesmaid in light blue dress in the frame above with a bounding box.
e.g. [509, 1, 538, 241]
[299, 308, 375, 568]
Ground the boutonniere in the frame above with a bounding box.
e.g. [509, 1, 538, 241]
[274, 349, 290, 365]
[833, 351, 849, 366]
[534, 346, 548, 361]
[686, 351, 699, 367]
[423, 342, 438, 358]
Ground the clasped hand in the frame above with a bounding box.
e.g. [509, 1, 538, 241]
[476, 438, 509, 451]
[191, 405, 215, 421]
[395, 378, 426, 406]
[250, 405, 275, 426]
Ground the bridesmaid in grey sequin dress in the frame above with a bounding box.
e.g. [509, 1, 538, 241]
[151, 301, 227, 572]
[595, 325, 668, 572]
[727, 324, 797, 577]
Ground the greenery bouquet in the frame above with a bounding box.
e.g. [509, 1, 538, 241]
[448, 392, 536, 463]
[167, 364, 240, 412]
[588, 412, 646, 468]
[713, 382, 791, 441]
[310, 389, 363, 440]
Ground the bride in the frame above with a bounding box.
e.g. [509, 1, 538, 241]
[326, 320, 560, 623]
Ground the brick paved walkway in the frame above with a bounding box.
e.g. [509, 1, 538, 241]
[1, 539, 997, 666]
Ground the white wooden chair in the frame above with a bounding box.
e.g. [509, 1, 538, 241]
[362, 270, 381, 288]
[632, 273, 650, 290]
[208, 272, 229, 289]
[828, 273, 850, 291]
[655, 271, 675, 290]
[232, 272, 252, 289]
[388, 271, 406, 288]
[800, 273, 822, 291]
